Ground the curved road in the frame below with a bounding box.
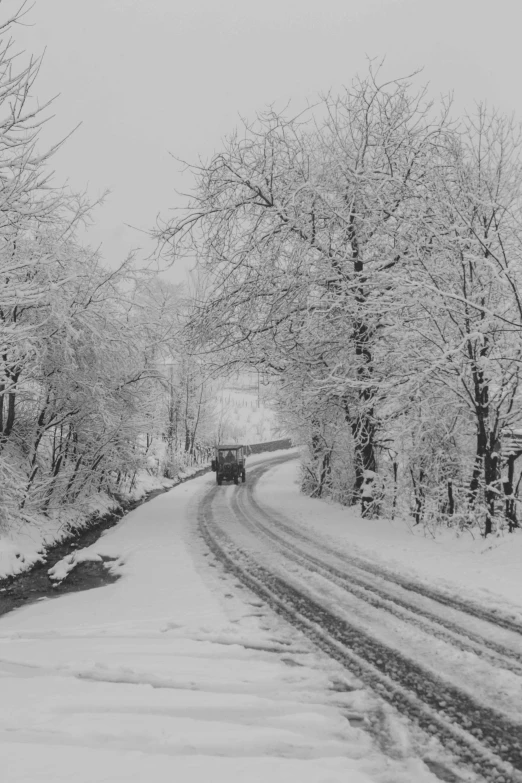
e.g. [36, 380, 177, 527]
[198, 455, 522, 783]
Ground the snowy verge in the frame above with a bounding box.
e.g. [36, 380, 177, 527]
[257, 459, 522, 623]
[0, 466, 209, 582]
[0, 490, 121, 581]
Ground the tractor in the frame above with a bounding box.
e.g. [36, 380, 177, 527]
[211, 445, 246, 485]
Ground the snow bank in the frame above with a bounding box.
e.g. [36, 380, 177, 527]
[0, 539, 45, 580]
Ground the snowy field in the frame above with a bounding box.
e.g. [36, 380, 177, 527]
[1, 452, 520, 782]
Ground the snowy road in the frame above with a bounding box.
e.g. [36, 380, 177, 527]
[199, 455, 522, 782]
[1, 453, 445, 783]
[1, 451, 521, 783]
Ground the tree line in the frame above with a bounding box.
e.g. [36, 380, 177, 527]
[156, 67, 522, 536]
[0, 10, 217, 534]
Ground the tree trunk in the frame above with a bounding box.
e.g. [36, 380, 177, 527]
[3, 390, 17, 437]
[346, 212, 378, 502]
[447, 479, 455, 516]
[391, 461, 398, 520]
[309, 429, 331, 498]
[467, 343, 499, 536]
[343, 394, 376, 502]
[484, 442, 500, 536]
[503, 454, 519, 532]
[410, 467, 426, 525]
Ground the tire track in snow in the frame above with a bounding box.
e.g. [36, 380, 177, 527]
[231, 467, 522, 678]
[198, 456, 522, 781]
[249, 460, 522, 638]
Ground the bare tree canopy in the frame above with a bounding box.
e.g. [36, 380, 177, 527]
[155, 68, 522, 535]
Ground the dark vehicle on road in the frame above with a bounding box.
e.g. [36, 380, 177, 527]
[211, 445, 246, 485]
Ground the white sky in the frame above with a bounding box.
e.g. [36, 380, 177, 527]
[10, 0, 522, 283]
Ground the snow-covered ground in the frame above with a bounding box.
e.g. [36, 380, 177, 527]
[0, 452, 442, 783]
[0, 468, 204, 581]
[259, 459, 522, 625]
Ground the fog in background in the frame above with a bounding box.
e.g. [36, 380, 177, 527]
[12, 0, 522, 283]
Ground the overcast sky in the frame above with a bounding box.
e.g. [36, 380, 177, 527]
[11, 0, 522, 283]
